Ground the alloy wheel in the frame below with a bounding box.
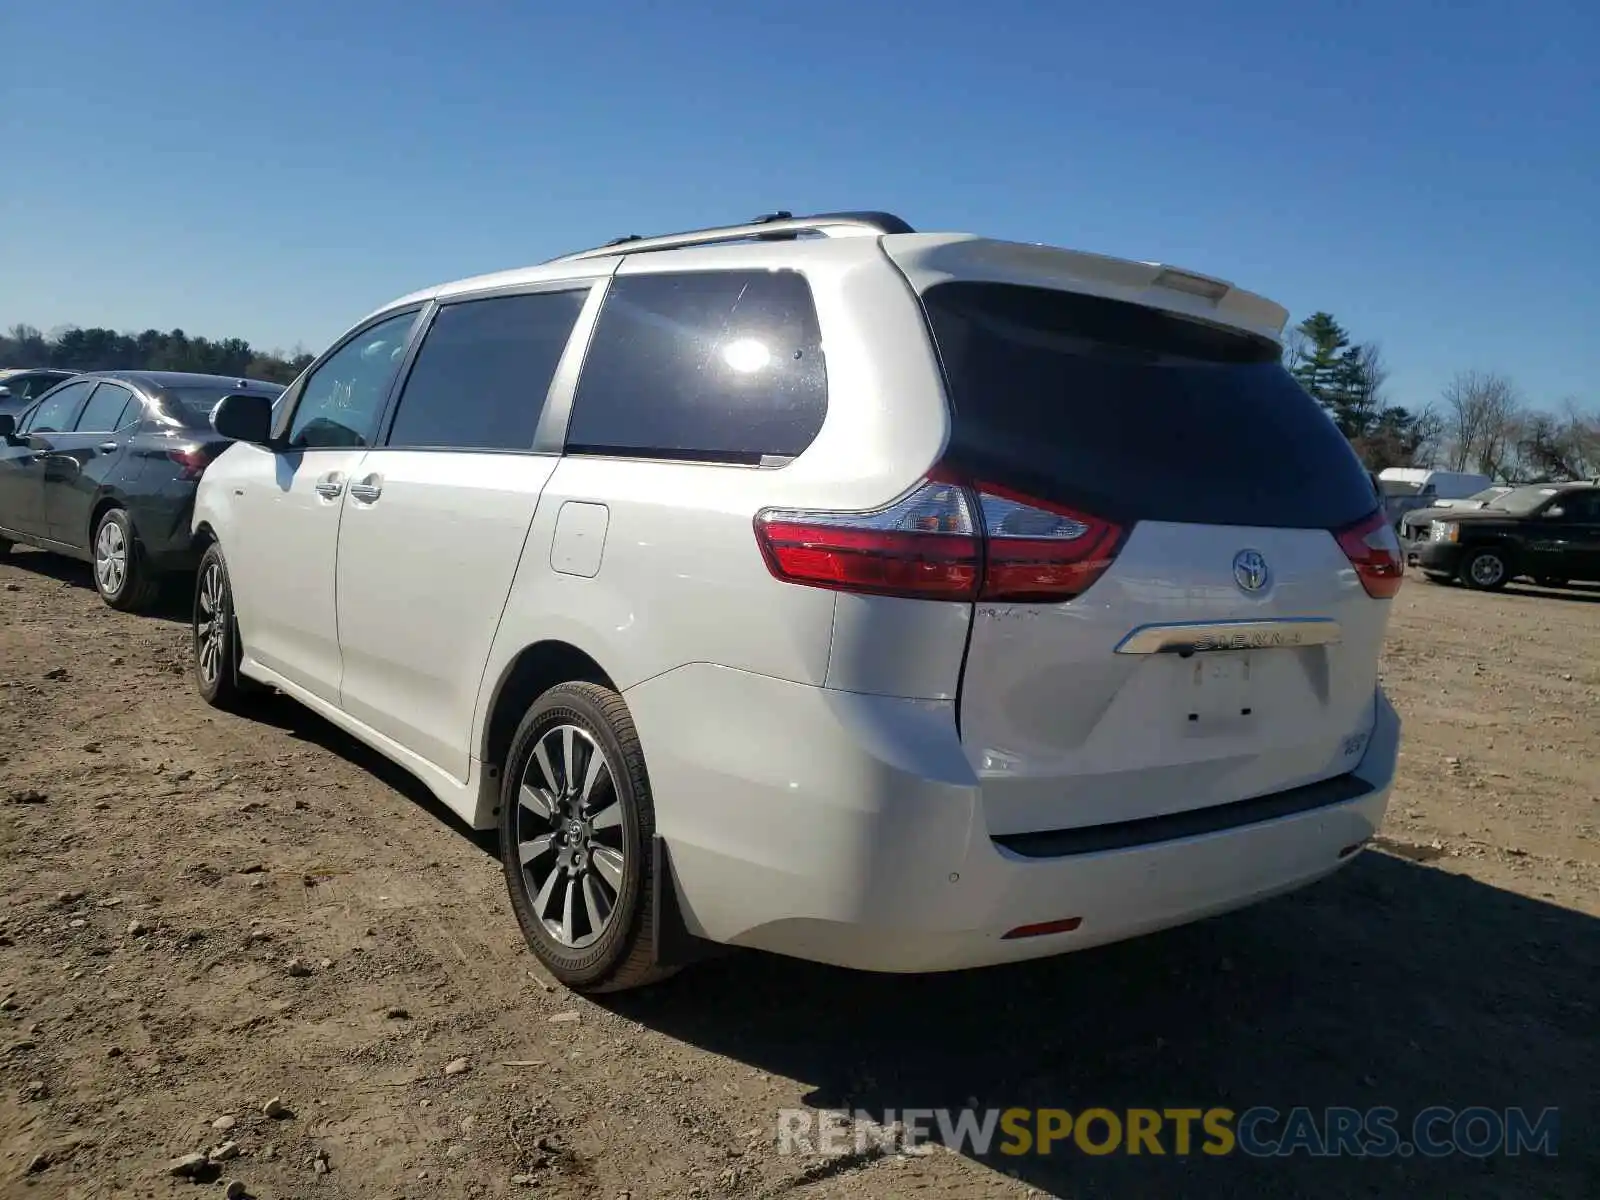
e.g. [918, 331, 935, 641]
[514, 724, 626, 949]
[1469, 553, 1505, 587]
[95, 519, 127, 597]
[195, 561, 227, 687]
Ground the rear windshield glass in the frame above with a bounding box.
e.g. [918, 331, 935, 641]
[163, 385, 283, 427]
[922, 283, 1377, 529]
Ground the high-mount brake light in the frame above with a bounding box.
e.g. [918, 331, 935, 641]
[754, 472, 1125, 602]
[1335, 509, 1404, 598]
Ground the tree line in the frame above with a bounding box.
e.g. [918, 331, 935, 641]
[1285, 312, 1598, 482]
[5, 315, 1595, 482]
[1, 324, 314, 386]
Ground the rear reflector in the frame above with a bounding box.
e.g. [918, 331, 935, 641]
[1335, 510, 1404, 599]
[1001, 916, 1083, 940]
[755, 473, 1124, 602]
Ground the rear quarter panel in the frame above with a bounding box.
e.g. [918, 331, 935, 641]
[471, 238, 954, 757]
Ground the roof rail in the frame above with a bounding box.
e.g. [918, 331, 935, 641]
[547, 211, 914, 264]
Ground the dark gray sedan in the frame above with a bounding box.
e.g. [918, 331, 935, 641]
[0, 371, 285, 610]
[0, 368, 79, 415]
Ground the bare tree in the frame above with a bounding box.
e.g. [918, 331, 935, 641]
[1559, 397, 1600, 478]
[1441, 370, 1522, 477]
[1409, 402, 1445, 467]
[1514, 399, 1600, 481]
[1280, 326, 1309, 374]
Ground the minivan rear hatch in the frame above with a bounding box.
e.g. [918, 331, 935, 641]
[887, 238, 1397, 837]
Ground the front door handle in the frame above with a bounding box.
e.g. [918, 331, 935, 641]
[98, 441, 119, 453]
[348, 474, 383, 504]
[314, 472, 344, 500]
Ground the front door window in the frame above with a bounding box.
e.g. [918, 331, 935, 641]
[285, 311, 418, 450]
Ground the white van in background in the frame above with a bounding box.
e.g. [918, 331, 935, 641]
[1378, 468, 1494, 528]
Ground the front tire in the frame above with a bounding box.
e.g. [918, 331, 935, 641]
[1423, 571, 1453, 585]
[1460, 548, 1510, 591]
[193, 544, 260, 711]
[92, 507, 159, 611]
[1536, 577, 1568, 589]
[499, 682, 674, 993]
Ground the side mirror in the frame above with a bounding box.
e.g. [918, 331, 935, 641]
[211, 393, 275, 446]
[0, 386, 13, 400]
[1544, 506, 1565, 519]
[0, 413, 15, 440]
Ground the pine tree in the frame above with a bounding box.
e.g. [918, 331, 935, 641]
[1290, 312, 1350, 416]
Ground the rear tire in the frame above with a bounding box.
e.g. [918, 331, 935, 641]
[1536, 577, 1568, 589]
[193, 544, 262, 712]
[1422, 571, 1453, 585]
[92, 507, 160, 611]
[0, 535, 11, 557]
[1459, 548, 1510, 591]
[499, 682, 676, 993]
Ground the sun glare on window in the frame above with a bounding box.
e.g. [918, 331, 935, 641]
[721, 338, 771, 374]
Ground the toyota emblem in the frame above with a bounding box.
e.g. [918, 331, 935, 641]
[1233, 549, 1270, 594]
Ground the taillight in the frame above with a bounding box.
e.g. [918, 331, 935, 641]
[754, 473, 1124, 602]
[974, 481, 1124, 601]
[167, 446, 211, 481]
[1335, 509, 1404, 598]
[754, 479, 981, 600]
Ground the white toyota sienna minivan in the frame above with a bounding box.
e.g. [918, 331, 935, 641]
[192, 211, 1403, 992]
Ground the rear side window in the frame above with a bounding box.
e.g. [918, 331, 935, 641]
[386, 289, 588, 451]
[568, 270, 827, 464]
[924, 282, 1376, 529]
[74, 383, 137, 432]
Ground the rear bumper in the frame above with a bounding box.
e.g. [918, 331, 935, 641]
[625, 665, 1399, 973]
[128, 488, 201, 572]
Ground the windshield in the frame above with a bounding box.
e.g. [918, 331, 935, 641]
[1486, 486, 1561, 515]
[162, 385, 284, 428]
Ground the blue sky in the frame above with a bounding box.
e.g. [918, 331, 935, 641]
[6, 0, 1596, 414]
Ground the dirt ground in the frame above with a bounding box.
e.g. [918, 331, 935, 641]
[1, 548, 1595, 1200]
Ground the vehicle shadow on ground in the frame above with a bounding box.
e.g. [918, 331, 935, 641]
[250, 694, 1596, 1196]
[4, 546, 192, 623]
[247, 692, 499, 855]
[1504, 581, 1600, 605]
[609, 855, 1598, 1198]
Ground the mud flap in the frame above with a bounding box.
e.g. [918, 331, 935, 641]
[650, 836, 731, 969]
